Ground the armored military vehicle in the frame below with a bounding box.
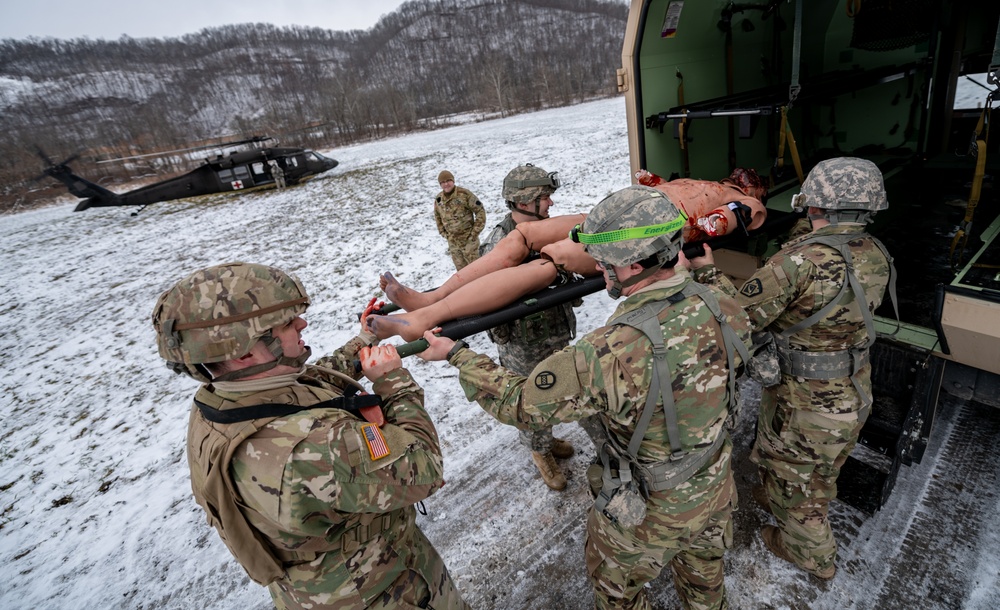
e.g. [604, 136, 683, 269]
[617, 0, 1000, 510]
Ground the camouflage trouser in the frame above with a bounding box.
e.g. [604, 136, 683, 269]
[750, 376, 868, 575]
[519, 426, 554, 453]
[270, 523, 469, 610]
[447, 237, 480, 271]
[584, 443, 735, 610]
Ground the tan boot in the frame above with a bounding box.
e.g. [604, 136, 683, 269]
[550, 438, 575, 459]
[751, 484, 772, 515]
[531, 451, 567, 491]
[760, 525, 836, 580]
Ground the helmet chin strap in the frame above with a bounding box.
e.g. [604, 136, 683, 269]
[212, 334, 312, 382]
[604, 261, 665, 299]
[510, 197, 547, 220]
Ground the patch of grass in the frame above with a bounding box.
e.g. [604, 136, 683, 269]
[51, 495, 73, 508]
[30, 470, 44, 484]
[71, 409, 90, 425]
[0, 477, 18, 492]
[97, 479, 114, 494]
[72, 427, 89, 440]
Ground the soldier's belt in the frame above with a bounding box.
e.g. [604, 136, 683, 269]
[636, 432, 728, 493]
[775, 345, 870, 380]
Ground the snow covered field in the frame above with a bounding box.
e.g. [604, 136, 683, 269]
[2, 95, 998, 610]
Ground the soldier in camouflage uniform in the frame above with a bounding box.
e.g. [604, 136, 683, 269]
[151, 262, 468, 610]
[434, 170, 486, 271]
[734, 158, 894, 580]
[480, 164, 578, 491]
[419, 186, 752, 610]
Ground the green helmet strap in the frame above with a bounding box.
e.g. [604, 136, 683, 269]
[572, 213, 688, 245]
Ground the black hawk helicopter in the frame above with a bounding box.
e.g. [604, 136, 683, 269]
[38, 136, 338, 213]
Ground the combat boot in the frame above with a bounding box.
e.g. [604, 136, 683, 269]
[550, 438, 575, 459]
[531, 451, 567, 491]
[751, 484, 772, 514]
[760, 525, 836, 580]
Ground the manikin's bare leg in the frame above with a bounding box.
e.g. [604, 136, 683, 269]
[369, 260, 560, 341]
[381, 214, 587, 311]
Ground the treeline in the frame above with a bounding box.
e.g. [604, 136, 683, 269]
[0, 0, 628, 211]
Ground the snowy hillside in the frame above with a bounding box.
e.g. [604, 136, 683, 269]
[1, 96, 998, 610]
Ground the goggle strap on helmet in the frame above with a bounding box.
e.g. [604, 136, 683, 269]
[171, 297, 309, 332]
[503, 172, 560, 190]
[571, 213, 688, 245]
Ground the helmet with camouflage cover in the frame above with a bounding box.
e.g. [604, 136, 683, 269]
[572, 185, 688, 298]
[502, 164, 560, 219]
[151, 262, 311, 383]
[792, 157, 887, 224]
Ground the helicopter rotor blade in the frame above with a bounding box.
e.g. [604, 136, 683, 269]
[32, 146, 87, 182]
[96, 135, 274, 164]
[34, 146, 55, 167]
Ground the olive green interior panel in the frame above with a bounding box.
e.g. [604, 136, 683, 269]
[635, 0, 787, 180]
[633, 0, 935, 181]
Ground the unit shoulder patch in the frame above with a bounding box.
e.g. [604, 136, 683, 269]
[522, 350, 581, 408]
[534, 371, 557, 389]
[739, 278, 764, 298]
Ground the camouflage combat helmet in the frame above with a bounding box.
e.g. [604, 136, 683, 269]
[792, 157, 887, 225]
[151, 262, 311, 383]
[572, 185, 688, 298]
[502, 164, 560, 219]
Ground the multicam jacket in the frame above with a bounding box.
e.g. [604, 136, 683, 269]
[736, 224, 890, 354]
[447, 269, 752, 491]
[480, 213, 577, 376]
[434, 186, 485, 244]
[186, 334, 446, 610]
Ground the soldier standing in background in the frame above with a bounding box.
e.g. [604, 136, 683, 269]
[480, 164, 577, 491]
[267, 159, 286, 189]
[732, 158, 895, 580]
[419, 185, 752, 610]
[434, 170, 486, 270]
[151, 262, 468, 610]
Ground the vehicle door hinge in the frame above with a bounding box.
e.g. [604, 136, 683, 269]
[616, 68, 629, 93]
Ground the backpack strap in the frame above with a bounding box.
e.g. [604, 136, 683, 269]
[773, 232, 898, 414]
[593, 282, 745, 509]
[195, 394, 383, 424]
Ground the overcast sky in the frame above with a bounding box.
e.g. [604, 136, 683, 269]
[0, 0, 410, 40]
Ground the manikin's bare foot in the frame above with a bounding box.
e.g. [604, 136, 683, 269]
[380, 272, 439, 312]
[366, 310, 435, 342]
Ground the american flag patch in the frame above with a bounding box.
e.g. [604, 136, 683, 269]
[361, 423, 390, 461]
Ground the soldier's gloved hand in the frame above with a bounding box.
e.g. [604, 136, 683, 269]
[416, 329, 455, 362]
[359, 344, 401, 381]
